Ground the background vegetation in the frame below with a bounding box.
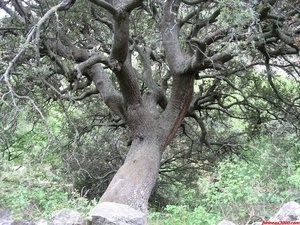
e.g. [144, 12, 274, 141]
[1, 91, 299, 224]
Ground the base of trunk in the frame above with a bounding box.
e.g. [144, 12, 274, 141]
[99, 138, 161, 212]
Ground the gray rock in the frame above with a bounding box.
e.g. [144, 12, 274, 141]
[0, 209, 12, 225]
[217, 220, 236, 225]
[0, 222, 14, 225]
[35, 219, 48, 225]
[11, 221, 36, 225]
[251, 222, 262, 225]
[0, 221, 36, 225]
[0, 209, 36, 225]
[0, 208, 13, 225]
[89, 202, 146, 225]
[270, 201, 300, 221]
[0, 209, 11, 221]
[51, 209, 84, 225]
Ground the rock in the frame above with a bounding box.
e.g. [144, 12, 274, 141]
[251, 222, 262, 225]
[11, 221, 36, 225]
[270, 201, 300, 221]
[0, 209, 11, 221]
[0, 222, 14, 225]
[0, 209, 36, 225]
[89, 202, 146, 225]
[51, 209, 84, 225]
[0, 208, 13, 225]
[35, 219, 48, 225]
[217, 220, 236, 225]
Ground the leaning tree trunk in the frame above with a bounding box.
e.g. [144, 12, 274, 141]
[98, 74, 195, 213]
[84, 0, 196, 219]
[99, 102, 166, 213]
[99, 136, 162, 212]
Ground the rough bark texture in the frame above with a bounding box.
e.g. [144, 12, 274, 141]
[97, 0, 197, 210]
[100, 135, 161, 212]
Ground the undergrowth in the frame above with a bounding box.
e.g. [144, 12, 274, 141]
[149, 134, 300, 225]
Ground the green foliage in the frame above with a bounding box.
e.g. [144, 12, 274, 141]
[288, 168, 300, 188]
[149, 131, 300, 224]
[0, 159, 97, 220]
[0, 103, 97, 221]
[218, 0, 257, 26]
[149, 205, 220, 225]
[0, 104, 63, 163]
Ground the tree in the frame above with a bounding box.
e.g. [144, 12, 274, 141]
[1, 0, 299, 214]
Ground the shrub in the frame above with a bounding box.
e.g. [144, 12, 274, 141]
[0, 160, 97, 220]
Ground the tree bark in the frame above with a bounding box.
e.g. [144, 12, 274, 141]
[98, 75, 195, 213]
[99, 135, 162, 212]
[98, 97, 165, 212]
[94, 1, 193, 211]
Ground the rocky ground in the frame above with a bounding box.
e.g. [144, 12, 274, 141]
[1, 201, 300, 225]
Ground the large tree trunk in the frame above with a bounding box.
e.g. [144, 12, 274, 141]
[98, 99, 167, 213]
[100, 136, 162, 212]
[89, 0, 196, 218]
[98, 76, 194, 214]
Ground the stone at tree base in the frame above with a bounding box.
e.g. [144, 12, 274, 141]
[0, 208, 13, 225]
[11, 221, 36, 225]
[0, 209, 11, 221]
[216, 220, 236, 225]
[270, 201, 300, 221]
[89, 202, 146, 225]
[35, 219, 48, 225]
[51, 208, 84, 225]
[0, 221, 14, 225]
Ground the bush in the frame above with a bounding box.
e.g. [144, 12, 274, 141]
[149, 133, 300, 224]
[0, 159, 97, 220]
[149, 205, 220, 225]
